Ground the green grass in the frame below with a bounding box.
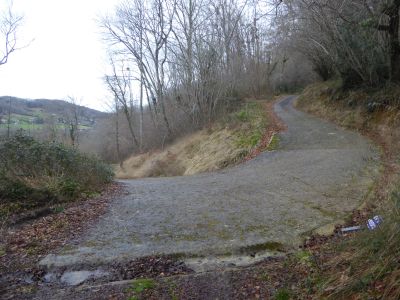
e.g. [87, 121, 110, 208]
[236, 130, 262, 148]
[275, 288, 291, 300]
[239, 241, 285, 254]
[267, 134, 280, 151]
[127, 278, 156, 299]
[231, 102, 268, 149]
[0, 112, 94, 131]
[130, 278, 156, 293]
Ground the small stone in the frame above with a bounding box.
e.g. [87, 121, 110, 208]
[43, 273, 57, 283]
[60, 270, 108, 286]
[61, 271, 92, 286]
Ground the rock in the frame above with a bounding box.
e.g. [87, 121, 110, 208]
[61, 271, 92, 286]
[60, 270, 107, 286]
[43, 273, 57, 283]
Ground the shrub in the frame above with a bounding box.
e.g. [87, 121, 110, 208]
[0, 133, 114, 216]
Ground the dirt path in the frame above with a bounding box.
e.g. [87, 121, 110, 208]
[39, 96, 379, 273]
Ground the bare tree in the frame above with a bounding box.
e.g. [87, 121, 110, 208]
[0, 2, 23, 66]
[102, 0, 176, 136]
[97, 0, 321, 158]
[6, 96, 11, 138]
[113, 96, 123, 167]
[105, 57, 139, 148]
[64, 96, 81, 148]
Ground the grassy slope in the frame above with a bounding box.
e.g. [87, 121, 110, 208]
[295, 80, 400, 299]
[116, 101, 270, 179]
[0, 97, 106, 132]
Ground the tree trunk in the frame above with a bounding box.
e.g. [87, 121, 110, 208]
[389, 2, 400, 82]
[382, 1, 400, 82]
[139, 75, 144, 152]
[123, 106, 139, 147]
[114, 99, 123, 168]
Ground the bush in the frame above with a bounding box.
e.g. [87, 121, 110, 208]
[0, 133, 114, 216]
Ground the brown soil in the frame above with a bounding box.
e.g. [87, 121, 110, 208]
[0, 183, 124, 299]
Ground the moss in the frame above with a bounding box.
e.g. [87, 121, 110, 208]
[176, 233, 202, 241]
[16, 285, 38, 295]
[216, 229, 232, 240]
[167, 280, 179, 300]
[53, 205, 65, 213]
[129, 234, 142, 244]
[311, 206, 339, 218]
[239, 241, 285, 254]
[295, 250, 315, 267]
[302, 200, 341, 219]
[274, 288, 291, 300]
[128, 278, 156, 299]
[167, 252, 192, 260]
[59, 244, 76, 254]
[83, 240, 100, 247]
[244, 224, 270, 234]
[267, 134, 280, 151]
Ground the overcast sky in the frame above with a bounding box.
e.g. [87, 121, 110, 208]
[0, 0, 120, 111]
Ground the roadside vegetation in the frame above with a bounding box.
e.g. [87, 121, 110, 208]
[0, 133, 114, 221]
[123, 84, 400, 299]
[116, 101, 271, 178]
[293, 81, 400, 299]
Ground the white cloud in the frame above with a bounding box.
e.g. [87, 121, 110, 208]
[0, 0, 120, 111]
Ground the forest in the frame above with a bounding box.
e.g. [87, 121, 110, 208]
[3, 1, 398, 164]
[77, 0, 399, 163]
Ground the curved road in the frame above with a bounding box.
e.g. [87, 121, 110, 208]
[41, 96, 379, 268]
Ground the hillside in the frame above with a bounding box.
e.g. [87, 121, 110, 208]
[0, 96, 107, 131]
[116, 100, 283, 179]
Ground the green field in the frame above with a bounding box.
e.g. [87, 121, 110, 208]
[0, 113, 93, 131]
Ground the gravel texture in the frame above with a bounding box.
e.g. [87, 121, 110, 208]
[40, 96, 379, 268]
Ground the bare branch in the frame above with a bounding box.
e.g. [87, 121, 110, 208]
[0, 3, 23, 65]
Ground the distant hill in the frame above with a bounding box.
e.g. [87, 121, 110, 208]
[0, 96, 108, 130]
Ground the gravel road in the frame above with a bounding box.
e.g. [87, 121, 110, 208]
[41, 96, 379, 268]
